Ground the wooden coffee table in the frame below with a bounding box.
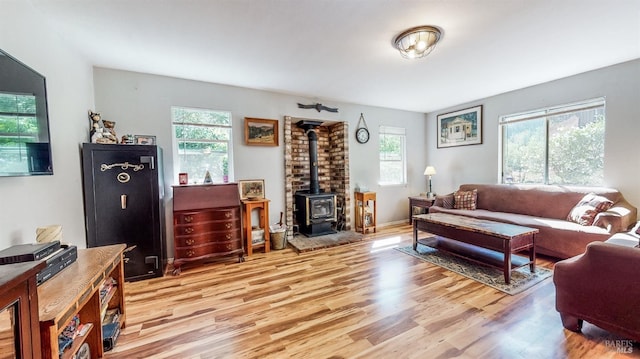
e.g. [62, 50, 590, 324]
[413, 213, 538, 284]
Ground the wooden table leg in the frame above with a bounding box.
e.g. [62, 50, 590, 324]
[413, 220, 418, 251]
[503, 239, 511, 284]
[529, 234, 536, 273]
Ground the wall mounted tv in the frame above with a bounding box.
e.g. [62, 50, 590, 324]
[0, 48, 53, 177]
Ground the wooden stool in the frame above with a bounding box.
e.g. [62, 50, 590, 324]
[355, 191, 376, 234]
[241, 199, 271, 256]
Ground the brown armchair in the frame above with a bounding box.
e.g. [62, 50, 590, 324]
[553, 224, 640, 341]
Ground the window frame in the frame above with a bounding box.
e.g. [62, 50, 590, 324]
[378, 125, 407, 186]
[171, 106, 233, 184]
[498, 97, 606, 185]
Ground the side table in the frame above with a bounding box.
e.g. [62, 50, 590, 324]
[408, 196, 435, 224]
[242, 198, 271, 256]
[355, 191, 376, 234]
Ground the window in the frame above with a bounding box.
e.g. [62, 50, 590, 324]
[500, 98, 605, 186]
[171, 107, 233, 184]
[0, 92, 38, 173]
[379, 126, 406, 185]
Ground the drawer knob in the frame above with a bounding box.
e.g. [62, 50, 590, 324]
[225, 212, 231, 218]
[186, 239, 195, 246]
[185, 215, 193, 223]
[186, 250, 195, 257]
[185, 227, 194, 234]
[225, 223, 232, 229]
[225, 234, 232, 240]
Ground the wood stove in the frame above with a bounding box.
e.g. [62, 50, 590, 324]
[294, 120, 337, 237]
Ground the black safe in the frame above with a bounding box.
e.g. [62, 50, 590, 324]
[81, 143, 166, 281]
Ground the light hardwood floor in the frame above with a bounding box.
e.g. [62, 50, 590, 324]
[106, 224, 638, 358]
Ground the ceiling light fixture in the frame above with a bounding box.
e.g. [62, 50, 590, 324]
[393, 25, 442, 59]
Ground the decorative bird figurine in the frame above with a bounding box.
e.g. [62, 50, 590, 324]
[297, 103, 339, 113]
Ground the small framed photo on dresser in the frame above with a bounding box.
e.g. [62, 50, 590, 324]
[134, 135, 156, 145]
[238, 179, 265, 200]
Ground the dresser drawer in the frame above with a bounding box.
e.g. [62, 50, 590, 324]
[174, 219, 240, 235]
[175, 240, 242, 259]
[174, 208, 239, 224]
[175, 228, 241, 247]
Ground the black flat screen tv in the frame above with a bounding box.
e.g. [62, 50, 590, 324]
[0, 48, 53, 176]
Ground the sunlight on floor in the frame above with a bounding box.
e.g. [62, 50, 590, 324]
[370, 236, 403, 253]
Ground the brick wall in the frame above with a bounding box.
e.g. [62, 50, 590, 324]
[284, 116, 351, 240]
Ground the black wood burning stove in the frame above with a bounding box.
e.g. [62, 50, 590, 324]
[294, 120, 337, 237]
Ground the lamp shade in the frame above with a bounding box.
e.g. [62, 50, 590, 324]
[424, 166, 436, 176]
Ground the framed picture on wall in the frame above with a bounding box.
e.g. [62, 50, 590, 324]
[244, 118, 279, 146]
[437, 105, 483, 148]
[238, 179, 265, 200]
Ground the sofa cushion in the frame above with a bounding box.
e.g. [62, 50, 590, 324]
[454, 189, 477, 210]
[567, 193, 614, 226]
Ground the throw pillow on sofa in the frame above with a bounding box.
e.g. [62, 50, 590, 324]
[454, 189, 477, 210]
[434, 193, 455, 209]
[567, 193, 614, 226]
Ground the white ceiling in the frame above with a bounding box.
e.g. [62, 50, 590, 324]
[30, 0, 640, 113]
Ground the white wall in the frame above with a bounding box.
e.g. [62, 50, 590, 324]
[0, 1, 95, 249]
[425, 59, 640, 216]
[92, 68, 428, 256]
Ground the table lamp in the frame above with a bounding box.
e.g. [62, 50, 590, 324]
[424, 166, 436, 198]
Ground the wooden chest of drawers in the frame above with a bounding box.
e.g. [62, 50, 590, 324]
[172, 184, 243, 274]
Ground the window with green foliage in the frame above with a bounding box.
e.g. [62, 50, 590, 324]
[0, 92, 38, 173]
[171, 107, 232, 184]
[379, 126, 406, 185]
[500, 98, 605, 186]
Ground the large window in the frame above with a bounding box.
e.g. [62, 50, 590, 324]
[500, 98, 605, 186]
[171, 107, 232, 184]
[379, 126, 406, 185]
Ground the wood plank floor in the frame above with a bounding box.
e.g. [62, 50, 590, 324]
[105, 224, 639, 358]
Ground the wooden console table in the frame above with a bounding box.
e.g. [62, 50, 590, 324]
[38, 244, 126, 359]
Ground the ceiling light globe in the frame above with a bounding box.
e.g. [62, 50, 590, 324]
[393, 25, 442, 60]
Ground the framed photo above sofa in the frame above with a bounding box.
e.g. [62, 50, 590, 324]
[437, 105, 482, 148]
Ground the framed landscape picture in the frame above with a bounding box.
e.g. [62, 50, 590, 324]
[238, 179, 265, 200]
[245, 118, 279, 146]
[437, 105, 483, 148]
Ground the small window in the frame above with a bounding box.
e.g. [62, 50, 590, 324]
[379, 126, 406, 185]
[500, 98, 605, 186]
[171, 107, 233, 184]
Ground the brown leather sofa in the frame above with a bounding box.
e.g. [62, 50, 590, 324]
[430, 184, 637, 259]
[553, 223, 640, 341]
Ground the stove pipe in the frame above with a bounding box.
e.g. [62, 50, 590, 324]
[296, 120, 324, 195]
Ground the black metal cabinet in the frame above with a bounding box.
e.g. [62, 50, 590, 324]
[81, 143, 165, 281]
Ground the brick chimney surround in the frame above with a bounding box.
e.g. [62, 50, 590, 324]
[284, 116, 351, 242]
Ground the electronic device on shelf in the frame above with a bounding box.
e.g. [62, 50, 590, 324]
[36, 245, 78, 285]
[0, 240, 61, 264]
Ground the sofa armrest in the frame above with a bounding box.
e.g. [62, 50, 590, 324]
[593, 199, 638, 233]
[553, 241, 640, 340]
